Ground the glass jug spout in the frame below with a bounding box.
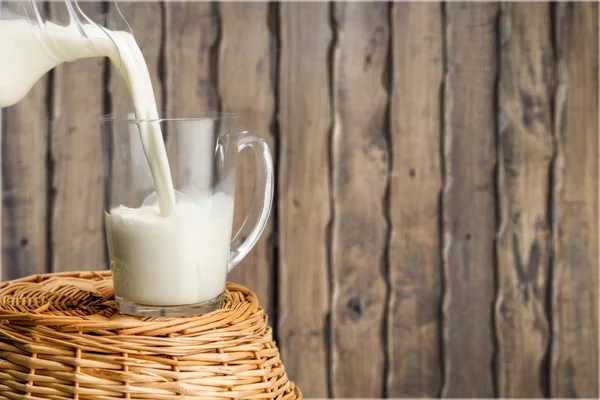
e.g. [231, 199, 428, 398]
[0, 0, 130, 107]
[30, 0, 131, 70]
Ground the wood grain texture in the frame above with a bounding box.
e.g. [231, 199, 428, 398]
[278, 3, 331, 397]
[164, 1, 218, 188]
[552, 3, 599, 397]
[495, 4, 554, 397]
[108, 2, 164, 209]
[442, 4, 498, 397]
[330, 3, 388, 397]
[49, 3, 105, 272]
[1, 80, 48, 280]
[218, 3, 275, 320]
[165, 2, 217, 117]
[387, 3, 443, 397]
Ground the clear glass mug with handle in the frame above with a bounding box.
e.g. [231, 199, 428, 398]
[99, 114, 274, 317]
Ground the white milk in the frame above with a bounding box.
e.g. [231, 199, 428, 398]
[106, 193, 234, 306]
[0, 19, 176, 215]
[2, 19, 234, 306]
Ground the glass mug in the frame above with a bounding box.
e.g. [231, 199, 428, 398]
[99, 115, 273, 317]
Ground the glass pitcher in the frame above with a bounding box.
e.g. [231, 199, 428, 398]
[0, 0, 128, 107]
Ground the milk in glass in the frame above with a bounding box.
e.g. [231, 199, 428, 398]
[0, 18, 234, 306]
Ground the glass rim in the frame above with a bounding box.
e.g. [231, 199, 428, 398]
[98, 112, 238, 124]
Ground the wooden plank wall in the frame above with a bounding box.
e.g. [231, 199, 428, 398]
[496, 4, 554, 397]
[1, 2, 597, 398]
[330, 3, 388, 397]
[443, 4, 498, 397]
[388, 3, 443, 396]
[279, 3, 331, 395]
[552, 3, 599, 397]
[49, 3, 106, 274]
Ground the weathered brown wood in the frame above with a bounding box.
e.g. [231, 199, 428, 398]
[495, 4, 554, 397]
[552, 3, 599, 397]
[164, 1, 217, 187]
[108, 2, 164, 209]
[1, 80, 48, 280]
[165, 1, 217, 117]
[387, 3, 443, 397]
[279, 3, 331, 396]
[330, 3, 388, 397]
[49, 1, 105, 272]
[442, 4, 498, 397]
[218, 3, 275, 320]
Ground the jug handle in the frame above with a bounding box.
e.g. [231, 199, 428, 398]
[228, 132, 274, 272]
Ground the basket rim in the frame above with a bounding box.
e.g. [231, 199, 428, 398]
[0, 270, 260, 332]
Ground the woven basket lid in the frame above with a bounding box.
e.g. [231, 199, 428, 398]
[0, 271, 301, 399]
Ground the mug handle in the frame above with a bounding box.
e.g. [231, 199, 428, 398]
[228, 132, 274, 272]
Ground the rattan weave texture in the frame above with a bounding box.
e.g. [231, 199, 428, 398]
[0, 271, 300, 399]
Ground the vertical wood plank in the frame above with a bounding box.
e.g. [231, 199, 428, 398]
[442, 4, 498, 397]
[165, 2, 217, 117]
[330, 3, 388, 397]
[108, 2, 164, 208]
[49, 3, 105, 272]
[218, 3, 275, 320]
[165, 1, 217, 188]
[388, 3, 443, 397]
[552, 3, 599, 397]
[279, 3, 331, 396]
[495, 4, 554, 397]
[1, 80, 48, 279]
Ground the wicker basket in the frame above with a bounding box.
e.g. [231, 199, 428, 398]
[0, 271, 300, 399]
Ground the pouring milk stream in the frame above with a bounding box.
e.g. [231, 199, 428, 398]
[0, 1, 237, 307]
[0, 9, 176, 215]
